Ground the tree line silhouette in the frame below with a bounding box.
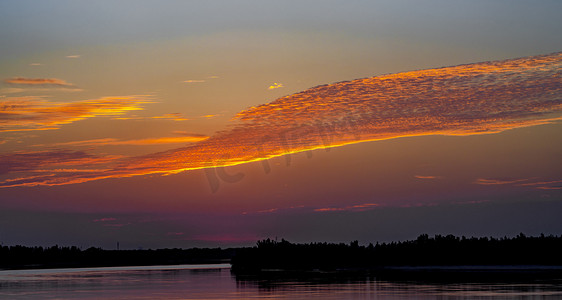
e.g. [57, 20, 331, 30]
[2, 234, 562, 271]
[231, 234, 562, 273]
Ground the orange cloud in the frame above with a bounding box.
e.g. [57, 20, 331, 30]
[183, 80, 205, 83]
[415, 175, 441, 179]
[474, 178, 530, 185]
[268, 82, 284, 90]
[516, 180, 562, 187]
[314, 207, 345, 212]
[474, 178, 562, 191]
[201, 114, 219, 119]
[95, 136, 208, 145]
[1, 52, 561, 188]
[0, 96, 152, 132]
[34, 135, 208, 148]
[5, 77, 74, 87]
[151, 113, 189, 121]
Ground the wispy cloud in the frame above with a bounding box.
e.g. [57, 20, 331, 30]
[104, 223, 130, 227]
[415, 175, 441, 179]
[314, 203, 379, 212]
[241, 205, 305, 215]
[173, 130, 200, 136]
[268, 82, 284, 90]
[66, 55, 80, 59]
[0, 150, 120, 175]
[454, 199, 490, 205]
[29, 63, 42, 66]
[314, 207, 345, 212]
[474, 178, 530, 185]
[183, 80, 205, 83]
[476, 178, 562, 190]
[112, 115, 144, 120]
[0, 95, 152, 132]
[151, 113, 189, 121]
[257, 208, 279, 214]
[93, 217, 116, 222]
[517, 180, 562, 187]
[112, 113, 189, 121]
[1, 52, 561, 187]
[5, 77, 74, 87]
[536, 186, 562, 190]
[34, 136, 209, 148]
[109, 136, 208, 145]
[0, 88, 26, 94]
[201, 114, 219, 119]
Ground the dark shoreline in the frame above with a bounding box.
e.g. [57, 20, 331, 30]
[3, 234, 562, 273]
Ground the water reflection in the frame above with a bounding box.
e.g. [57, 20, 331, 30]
[234, 270, 562, 299]
[1, 265, 561, 299]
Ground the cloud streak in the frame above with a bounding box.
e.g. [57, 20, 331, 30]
[5, 77, 75, 87]
[415, 175, 441, 179]
[475, 178, 562, 190]
[314, 203, 379, 212]
[93, 218, 116, 222]
[0, 150, 119, 175]
[34, 136, 209, 148]
[151, 113, 189, 121]
[0, 96, 152, 132]
[474, 178, 530, 185]
[1, 52, 561, 187]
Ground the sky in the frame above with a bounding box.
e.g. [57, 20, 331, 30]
[0, 0, 561, 249]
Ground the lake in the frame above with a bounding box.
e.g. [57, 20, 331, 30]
[1, 264, 562, 299]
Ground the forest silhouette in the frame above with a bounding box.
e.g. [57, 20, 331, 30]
[2, 234, 561, 271]
[231, 233, 562, 273]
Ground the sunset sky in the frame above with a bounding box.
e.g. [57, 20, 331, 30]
[1, 1, 561, 249]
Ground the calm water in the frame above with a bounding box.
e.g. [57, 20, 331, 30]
[1, 264, 561, 299]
